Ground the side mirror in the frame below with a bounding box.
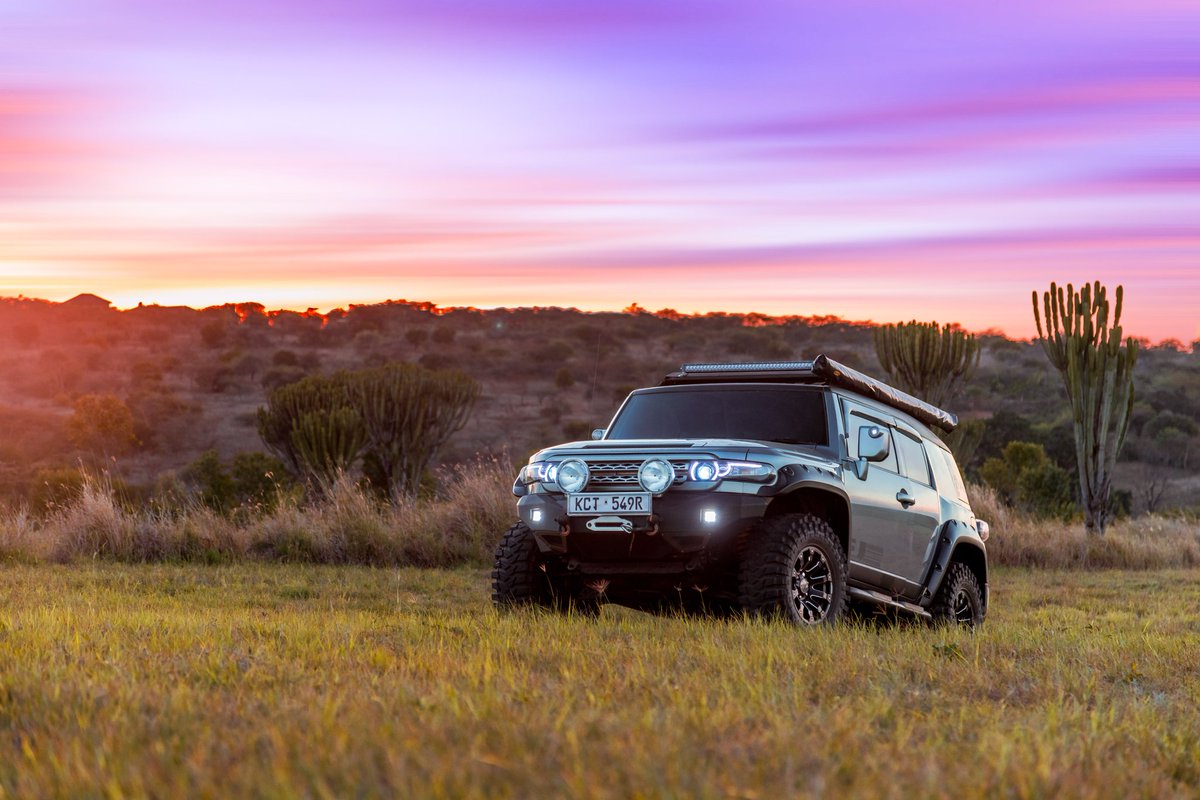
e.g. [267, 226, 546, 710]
[854, 425, 890, 479]
[591, 428, 606, 441]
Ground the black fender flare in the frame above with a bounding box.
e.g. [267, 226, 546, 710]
[920, 519, 988, 609]
[764, 472, 853, 556]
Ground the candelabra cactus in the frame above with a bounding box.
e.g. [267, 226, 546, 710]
[347, 363, 479, 500]
[1032, 281, 1138, 535]
[257, 363, 479, 500]
[257, 373, 367, 495]
[873, 321, 980, 409]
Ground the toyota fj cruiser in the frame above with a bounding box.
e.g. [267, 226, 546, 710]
[494, 355, 990, 626]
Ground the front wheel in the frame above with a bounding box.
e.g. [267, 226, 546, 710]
[491, 522, 599, 614]
[739, 513, 848, 625]
[930, 561, 985, 627]
[492, 522, 550, 608]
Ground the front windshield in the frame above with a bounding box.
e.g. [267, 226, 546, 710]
[607, 387, 828, 445]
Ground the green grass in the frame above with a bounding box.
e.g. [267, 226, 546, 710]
[0, 565, 1197, 798]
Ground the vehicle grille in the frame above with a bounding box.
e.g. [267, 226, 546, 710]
[585, 460, 689, 490]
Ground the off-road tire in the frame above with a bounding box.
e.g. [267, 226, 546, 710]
[930, 561, 985, 627]
[491, 522, 598, 615]
[491, 522, 550, 608]
[739, 513, 848, 625]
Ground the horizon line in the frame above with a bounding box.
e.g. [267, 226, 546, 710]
[5, 291, 1193, 349]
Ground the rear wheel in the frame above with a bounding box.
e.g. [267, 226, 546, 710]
[930, 561, 985, 627]
[739, 513, 848, 625]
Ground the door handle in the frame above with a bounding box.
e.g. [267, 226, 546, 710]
[896, 489, 916, 508]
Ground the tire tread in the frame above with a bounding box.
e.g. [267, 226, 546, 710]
[738, 513, 848, 625]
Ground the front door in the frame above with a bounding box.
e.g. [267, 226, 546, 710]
[844, 407, 918, 595]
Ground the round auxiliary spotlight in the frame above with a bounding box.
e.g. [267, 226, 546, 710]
[556, 459, 589, 493]
[638, 458, 674, 494]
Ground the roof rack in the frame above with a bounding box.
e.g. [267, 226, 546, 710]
[662, 353, 959, 432]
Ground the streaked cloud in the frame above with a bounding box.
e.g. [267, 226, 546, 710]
[0, 0, 1197, 341]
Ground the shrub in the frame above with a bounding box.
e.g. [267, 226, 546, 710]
[67, 394, 139, 458]
[980, 441, 1072, 518]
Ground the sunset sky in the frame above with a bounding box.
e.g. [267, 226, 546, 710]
[2, 0, 1197, 341]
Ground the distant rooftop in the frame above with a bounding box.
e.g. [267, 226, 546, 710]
[63, 294, 113, 309]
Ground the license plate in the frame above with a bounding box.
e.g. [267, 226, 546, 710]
[566, 493, 652, 516]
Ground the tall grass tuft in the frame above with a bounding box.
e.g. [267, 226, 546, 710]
[1, 467, 1195, 570]
[0, 460, 516, 568]
[968, 482, 1200, 569]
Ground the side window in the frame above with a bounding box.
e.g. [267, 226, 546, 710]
[847, 411, 898, 474]
[926, 441, 969, 505]
[896, 431, 932, 486]
[941, 449, 970, 504]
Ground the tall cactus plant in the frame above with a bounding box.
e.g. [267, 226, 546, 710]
[257, 373, 367, 494]
[1032, 281, 1138, 535]
[291, 408, 368, 495]
[873, 321, 981, 409]
[258, 363, 480, 502]
[347, 363, 479, 500]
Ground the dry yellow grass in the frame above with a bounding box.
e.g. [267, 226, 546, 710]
[0, 458, 513, 567]
[2, 470, 1197, 572]
[0, 564, 1196, 798]
[968, 483, 1200, 570]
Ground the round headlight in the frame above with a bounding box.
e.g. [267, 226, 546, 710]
[557, 459, 589, 493]
[639, 458, 674, 494]
[690, 460, 720, 482]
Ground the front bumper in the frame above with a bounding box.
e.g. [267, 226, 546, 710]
[517, 490, 769, 566]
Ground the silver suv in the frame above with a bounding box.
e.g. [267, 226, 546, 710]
[494, 355, 990, 626]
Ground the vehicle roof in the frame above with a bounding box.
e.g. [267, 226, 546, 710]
[630, 381, 947, 448]
[660, 354, 959, 433]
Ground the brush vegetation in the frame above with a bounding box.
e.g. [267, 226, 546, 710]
[0, 564, 1196, 797]
[2, 467, 1197, 570]
[2, 295, 1198, 515]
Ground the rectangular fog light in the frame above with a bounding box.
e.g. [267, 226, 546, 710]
[531, 508, 544, 524]
[702, 509, 718, 524]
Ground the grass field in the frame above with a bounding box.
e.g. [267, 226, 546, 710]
[0, 565, 1197, 798]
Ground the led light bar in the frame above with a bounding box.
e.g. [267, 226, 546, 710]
[680, 361, 815, 373]
[663, 353, 960, 432]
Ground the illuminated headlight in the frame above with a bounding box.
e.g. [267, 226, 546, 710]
[520, 462, 559, 485]
[638, 459, 675, 493]
[556, 459, 589, 493]
[687, 460, 776, 483]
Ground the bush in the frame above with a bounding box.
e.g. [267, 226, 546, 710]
[67, 394, 139, 458]
[980, 441, 1072, 518]
[0, 458, 514, 568]
[183, 450, 296, 515]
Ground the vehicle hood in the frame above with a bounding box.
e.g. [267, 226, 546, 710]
[533, 438, 832, 463]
